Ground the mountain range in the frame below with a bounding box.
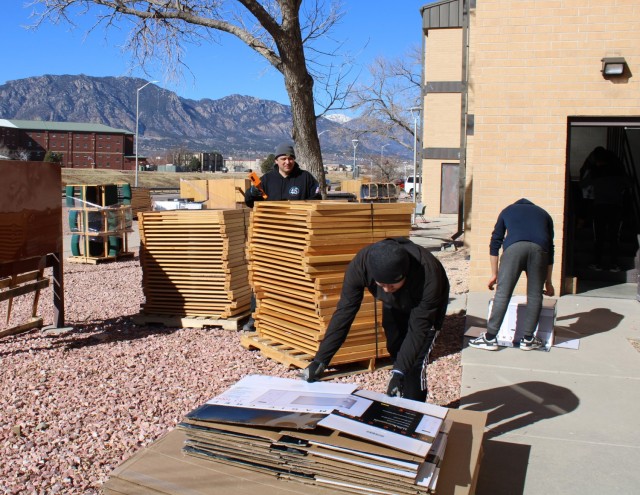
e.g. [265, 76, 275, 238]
[0, 74, 410, 162]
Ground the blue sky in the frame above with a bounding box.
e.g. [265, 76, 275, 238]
[2, 1, 434, 111]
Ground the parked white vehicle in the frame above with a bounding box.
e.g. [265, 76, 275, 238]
[404, 176, 422, 197]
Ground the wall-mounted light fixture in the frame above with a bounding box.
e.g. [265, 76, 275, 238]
[601, 57, 628, 77]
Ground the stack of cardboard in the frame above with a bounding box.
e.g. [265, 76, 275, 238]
[246, 201, 414, 366]
[177, 375, 451, 494]
[103, 378, 486, 495]
[137, 209, 251, 318]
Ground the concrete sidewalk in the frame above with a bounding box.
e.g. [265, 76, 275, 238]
[461, 291, 640, 494]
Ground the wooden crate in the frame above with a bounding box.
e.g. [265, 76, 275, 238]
[179, 178, 250, 209]
[131, 188, 153, 217]
[66, 184, 134, 264]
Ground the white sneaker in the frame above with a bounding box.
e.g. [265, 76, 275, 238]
[469, 333, 499, 351]
[520, 335, 544, 351]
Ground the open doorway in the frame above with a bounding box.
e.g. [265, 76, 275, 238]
[565, 118, 640, 298]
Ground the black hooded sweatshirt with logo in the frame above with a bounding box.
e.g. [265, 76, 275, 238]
[245, 163, 320, 207]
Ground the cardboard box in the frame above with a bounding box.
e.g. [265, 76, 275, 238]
[489, 296, 556, 350]
[103, 408, 487, 495]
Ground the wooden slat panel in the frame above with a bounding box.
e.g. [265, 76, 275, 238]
[137, 209, 251, 323]
[246, 202, 409, 368]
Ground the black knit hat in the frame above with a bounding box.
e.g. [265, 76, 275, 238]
[275, 142, 296, 159]
[366, 240, 410, 284]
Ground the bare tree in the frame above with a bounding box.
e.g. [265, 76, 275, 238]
[29, 0, 353, 194]
[349, 45, 422, 151]
[364, 154, 404, 183]
[15, 150, 32, 161]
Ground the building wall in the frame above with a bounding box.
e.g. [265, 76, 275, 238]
[0, 125, 135, 170]
[422, 28, 464, 216]
[465, 0, 640, 292]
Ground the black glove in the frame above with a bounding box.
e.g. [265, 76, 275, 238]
[249, 185, 263, 198]
[301, 361, 326, 383]
[386, 370, 405, 397]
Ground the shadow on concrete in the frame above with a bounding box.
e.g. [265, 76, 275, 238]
[554, 307, 625, 341]
[464, 305, 625, 348]
[474, 440, 531, 495]
[460, 381, 580, 440]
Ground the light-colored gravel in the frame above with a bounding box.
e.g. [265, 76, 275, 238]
[0, 246, 468, 495]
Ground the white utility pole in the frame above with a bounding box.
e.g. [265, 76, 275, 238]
[135, 80, 158, 187]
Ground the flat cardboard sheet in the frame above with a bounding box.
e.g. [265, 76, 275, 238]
[103, 408, 487, 495]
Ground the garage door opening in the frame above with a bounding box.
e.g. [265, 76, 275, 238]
[565, 118, 640, 298]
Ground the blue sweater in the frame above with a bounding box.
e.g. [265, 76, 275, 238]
[490, 199, 554, 264]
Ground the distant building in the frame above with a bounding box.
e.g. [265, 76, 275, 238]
[224, 157, 262, 172]
[170, 150, 226, 172]
[0, 119, 142, 170]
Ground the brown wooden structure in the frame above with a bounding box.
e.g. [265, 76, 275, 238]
[0, 161, 64, 338]
[179, 178, 250, 209]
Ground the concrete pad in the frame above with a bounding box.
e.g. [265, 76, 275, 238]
[462, 291, 640, 494]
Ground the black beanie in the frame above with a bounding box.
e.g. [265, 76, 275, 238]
[275, 142, 296, 158]
[366, 241, 410, 284]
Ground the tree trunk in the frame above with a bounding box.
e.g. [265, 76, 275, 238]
[282, 66, 327, 197]
[275, 5, 327, 198]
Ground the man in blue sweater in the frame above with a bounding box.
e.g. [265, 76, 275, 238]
[470, 199, 555, 351]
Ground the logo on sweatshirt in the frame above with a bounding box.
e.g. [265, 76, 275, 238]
[289, 186, 301, 196]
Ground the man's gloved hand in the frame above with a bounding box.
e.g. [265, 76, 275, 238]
[249, 185, 264, 198]
[301, 361, 326, 383]
[386, 370, 405, 397]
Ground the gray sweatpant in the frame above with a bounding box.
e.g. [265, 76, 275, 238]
[487, 241, 549, 339]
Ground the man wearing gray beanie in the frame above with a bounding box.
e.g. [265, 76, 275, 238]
[244, 142, 321, 208]
[303, 238, 450, 402]
[243, 142, 322, 331]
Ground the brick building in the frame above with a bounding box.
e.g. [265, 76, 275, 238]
[420, 0, 640, 295]
[0, 119, 141, 170]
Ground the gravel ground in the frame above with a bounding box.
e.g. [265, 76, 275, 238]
[0, 246, 469, 495]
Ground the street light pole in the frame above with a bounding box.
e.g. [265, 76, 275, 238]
[351, 139, 359, 178]
[135, 80, 158, 187]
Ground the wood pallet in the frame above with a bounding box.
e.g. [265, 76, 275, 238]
[239, 332, 392, 375]
[67, 251, 135, 265]
[132, 311, 250, 331]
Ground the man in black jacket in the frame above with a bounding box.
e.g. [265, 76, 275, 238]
[244, 142, 321, 208]
[243, 142, 321, 331]
[303, 238, 450, 402]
